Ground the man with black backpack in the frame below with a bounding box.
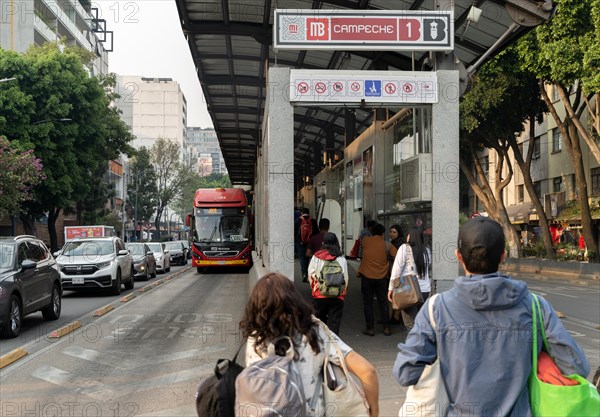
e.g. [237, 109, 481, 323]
[308, 232, 348, 335]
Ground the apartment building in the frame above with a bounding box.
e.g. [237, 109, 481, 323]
[185, 127, 228, 176]
[0, 0, 110, 75]
[115, 76, 187, 151]
[472, 86, 599, 247]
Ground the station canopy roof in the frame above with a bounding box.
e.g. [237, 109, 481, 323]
[175, 0, 554, 185]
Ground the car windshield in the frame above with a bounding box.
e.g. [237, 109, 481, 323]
[126, 243, 146, 256]
[0, 242, 15, 270]
[164, 242, 182, 251]
[146, 243, 163, 252]
[62, 240, 115, 257]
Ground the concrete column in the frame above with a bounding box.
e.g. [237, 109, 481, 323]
[260, 67, 295, 280]
[432, 70, 460, 292]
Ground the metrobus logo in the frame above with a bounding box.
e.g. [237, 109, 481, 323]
[306, 18, 329, 40]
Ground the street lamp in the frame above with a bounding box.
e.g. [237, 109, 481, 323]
[168, 212, 179, 238]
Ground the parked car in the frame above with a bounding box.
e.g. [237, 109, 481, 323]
[164, 241, 187, 265]
[126, 242, 157, 281]
[55, 236, 134, 295]
[146, 242, 171, 273]
[0, 236, 62, 338]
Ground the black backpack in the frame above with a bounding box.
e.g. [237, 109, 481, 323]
[195, 343, 244, 417]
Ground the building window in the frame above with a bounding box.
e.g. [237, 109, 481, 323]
[481, 155, 489, 175]
[532, 137, 541, 159]
[553, 176, 562, 193]
[552, 85, 560, 102]
[552, 129, 562, 153]
[534, 181, 542, 199]
[592, 167, 600, 197]
[517, 184, 524, 203]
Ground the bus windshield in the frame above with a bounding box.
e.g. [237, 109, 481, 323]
[193, 208, 249, 243]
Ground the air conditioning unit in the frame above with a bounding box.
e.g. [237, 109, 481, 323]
[399, 153, 433, 203]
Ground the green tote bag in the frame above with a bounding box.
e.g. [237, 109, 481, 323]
[528, 294, 600, 417]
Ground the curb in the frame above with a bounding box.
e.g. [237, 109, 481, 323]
[0, 348, 28, 369]
[119, 293, 136, 302]
[49, 321, 82, 339]
[93, 305, 114, 316]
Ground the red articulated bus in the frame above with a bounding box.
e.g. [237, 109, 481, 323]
[188, 188, 252, 273]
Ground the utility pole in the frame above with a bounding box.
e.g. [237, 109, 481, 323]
[134, 169, 139, 242]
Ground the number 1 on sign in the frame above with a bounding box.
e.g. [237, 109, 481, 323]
[400, 19, 421, 41]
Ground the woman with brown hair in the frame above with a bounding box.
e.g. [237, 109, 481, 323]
[240, 272, 380, 417]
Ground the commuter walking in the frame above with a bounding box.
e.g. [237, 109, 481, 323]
[240, 272, 380, 417]
[308, 232, 348, 335]
[388, 227, 431, 331]
[306, 218, 330, 257]
[358, 219, 376, 258]
[393, 217, 590, 417]
[388, 224, 404, 324]
[358, 223, 391, 336]
[294, 208, 319, 282]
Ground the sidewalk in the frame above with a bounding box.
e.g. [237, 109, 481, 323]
[294, 258, 410, 416]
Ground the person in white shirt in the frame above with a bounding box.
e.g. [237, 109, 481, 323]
[387, 227, 431, 331]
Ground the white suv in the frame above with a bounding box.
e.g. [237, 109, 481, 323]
[56, 237, 134, 295]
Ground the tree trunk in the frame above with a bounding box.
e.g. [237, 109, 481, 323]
[20, 213, 36, 236]
[558, 86, 600, 164]
[47, 207, 61, 253]
[459, 143, 520, 257]
[568, 122, 599, 261]
[540, 81, 599, 261]
[507, 121, 555, 259]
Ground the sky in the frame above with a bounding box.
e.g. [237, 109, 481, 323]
[95, 0, 213, 128]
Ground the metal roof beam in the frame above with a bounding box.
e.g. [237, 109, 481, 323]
[182, 21, 272, 44]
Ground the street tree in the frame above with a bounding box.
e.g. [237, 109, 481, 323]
[460, 48, 550, 258]
[0, 136, 44, 218]
[517, 0, 600, 260]
[172, 172, 232, 218]
[0, 44, 134, 252]
[127, 147, 158, 238]
[149, 138, 189, 236]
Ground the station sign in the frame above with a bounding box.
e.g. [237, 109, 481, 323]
[274, 9, 453, 51]
[289, 70, 438, 104]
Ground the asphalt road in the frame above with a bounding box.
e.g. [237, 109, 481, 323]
[0, 267, 597, 417]
[0, 263, 190, 354]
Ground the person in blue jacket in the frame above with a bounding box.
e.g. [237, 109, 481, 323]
[393, 217, 590, 417]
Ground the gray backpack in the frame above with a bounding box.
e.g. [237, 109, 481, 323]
[235, 337, 308, 417]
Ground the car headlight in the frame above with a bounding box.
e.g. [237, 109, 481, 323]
[156, 255, 163, 261]
[97, 261, 112, 269]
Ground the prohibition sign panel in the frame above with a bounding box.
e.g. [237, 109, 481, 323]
[289, 70, 438, 104]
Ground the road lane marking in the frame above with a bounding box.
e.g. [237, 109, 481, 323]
[32, 365, 120, 400]
[62, 346, 224, 369]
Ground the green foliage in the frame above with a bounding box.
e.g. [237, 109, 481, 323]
[0, 136, 44, 217]
[460, 47, 546, 141]
[127, 147, 158, 224]
[517, 0, 599, 90]
[172, 173, 232, 216]
[149, 138, 189, 230]
[0, 43, 134, 247]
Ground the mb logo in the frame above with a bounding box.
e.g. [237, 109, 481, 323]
[306, 18, 329, 40]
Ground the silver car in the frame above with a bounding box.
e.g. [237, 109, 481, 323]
[56, 237, 134, 295]
[146, 242, 171, 274]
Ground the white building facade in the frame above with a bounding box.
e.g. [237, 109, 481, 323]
[0, 0, 110, 75]
[115, 76, 188, 151]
